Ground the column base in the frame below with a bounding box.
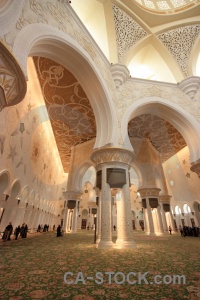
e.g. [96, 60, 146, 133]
[154, 232, 165, 236]
[96, 240, 114, 249]
[146, 232, 156, 236]
[115, 239, 137, 249]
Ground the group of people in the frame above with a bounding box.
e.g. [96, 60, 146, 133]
[2, 222, 28, 241]
[179, 225, 200, 237]
[37, 224, 49, 232]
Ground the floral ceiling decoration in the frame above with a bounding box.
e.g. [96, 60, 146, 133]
[128, 114, 186, 162]
[132, 0, 198, 14]
[33, 57, 96, 172]
[112, 5, 148, 63]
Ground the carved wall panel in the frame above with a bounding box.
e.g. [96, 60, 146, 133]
[112, 5, 148, 63]
[158, 25, 200, 77]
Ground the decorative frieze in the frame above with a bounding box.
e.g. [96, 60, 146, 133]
[90, 147, 135, 167]
[138, 187, 161, 197]
[63, 191, 82, 200]
[159, 193, 172, 203]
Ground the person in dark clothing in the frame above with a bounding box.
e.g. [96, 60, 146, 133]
[2, 222, 13, 241]
[169, 226, 172, 235]
[24, 224, 28, 238]
[14, 225, 21, 240]
[57, 225, 62, 237]
[20, 223, 25, 238]
[37, 224, 41, 232]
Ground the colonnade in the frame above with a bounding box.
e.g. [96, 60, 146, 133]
[0, 195, 59, 231]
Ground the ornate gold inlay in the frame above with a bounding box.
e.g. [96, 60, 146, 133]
[33, 57, 96, 172]
[128, 114, 186, 162]
[90, 147, 135, 167]
[138, 187, 161, 197]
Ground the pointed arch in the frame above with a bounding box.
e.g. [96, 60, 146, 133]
[13, 23, 118, 149]
[121, 97, 200, 164]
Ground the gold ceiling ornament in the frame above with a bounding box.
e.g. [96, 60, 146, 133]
[0, 41, 27, 111]
[33, 56, 96, 173]
[90, 147, 135, 167]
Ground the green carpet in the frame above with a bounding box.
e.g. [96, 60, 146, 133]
[0, 231, 199, 299]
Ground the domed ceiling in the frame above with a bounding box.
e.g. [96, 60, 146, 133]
[132, 0, 198, 14]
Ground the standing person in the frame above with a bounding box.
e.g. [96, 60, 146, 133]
[57, 225, 62, 237]
[37, 224, 41, 232]
[24, 224, 28, 238]
[53, 224, 55, 231]
[20, 223, 25, 238]
[14, 225, 21, 240]
[179, 225, 185, 237]
[169, 226, 172, 235]
[2, 222, 13, 241]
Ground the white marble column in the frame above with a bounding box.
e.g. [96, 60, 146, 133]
[115, 168, 137, 248]
[98, 166, 113, 248]
[96, 193, 101, 245]
[156, 205, 164, 235]
[143, 208, 149, 233]
[71, 202, 78, 233]
[146, 198, 155, 235]
[160, 204, 168, 232]
[169, 210, 176, 232]
[62, 205, 68, 232]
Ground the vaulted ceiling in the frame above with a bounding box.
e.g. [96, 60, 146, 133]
[71, 0, 200, 81]
[33, 56, 187, 169]
[32, 0, 198, 171]
[33, 57, 96, 172]
[128, 114, 187, 162]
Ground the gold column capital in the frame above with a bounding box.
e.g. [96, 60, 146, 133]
[90, 147, 134, 167]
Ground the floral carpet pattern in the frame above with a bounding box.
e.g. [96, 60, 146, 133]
[0, 231, 200, 300]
